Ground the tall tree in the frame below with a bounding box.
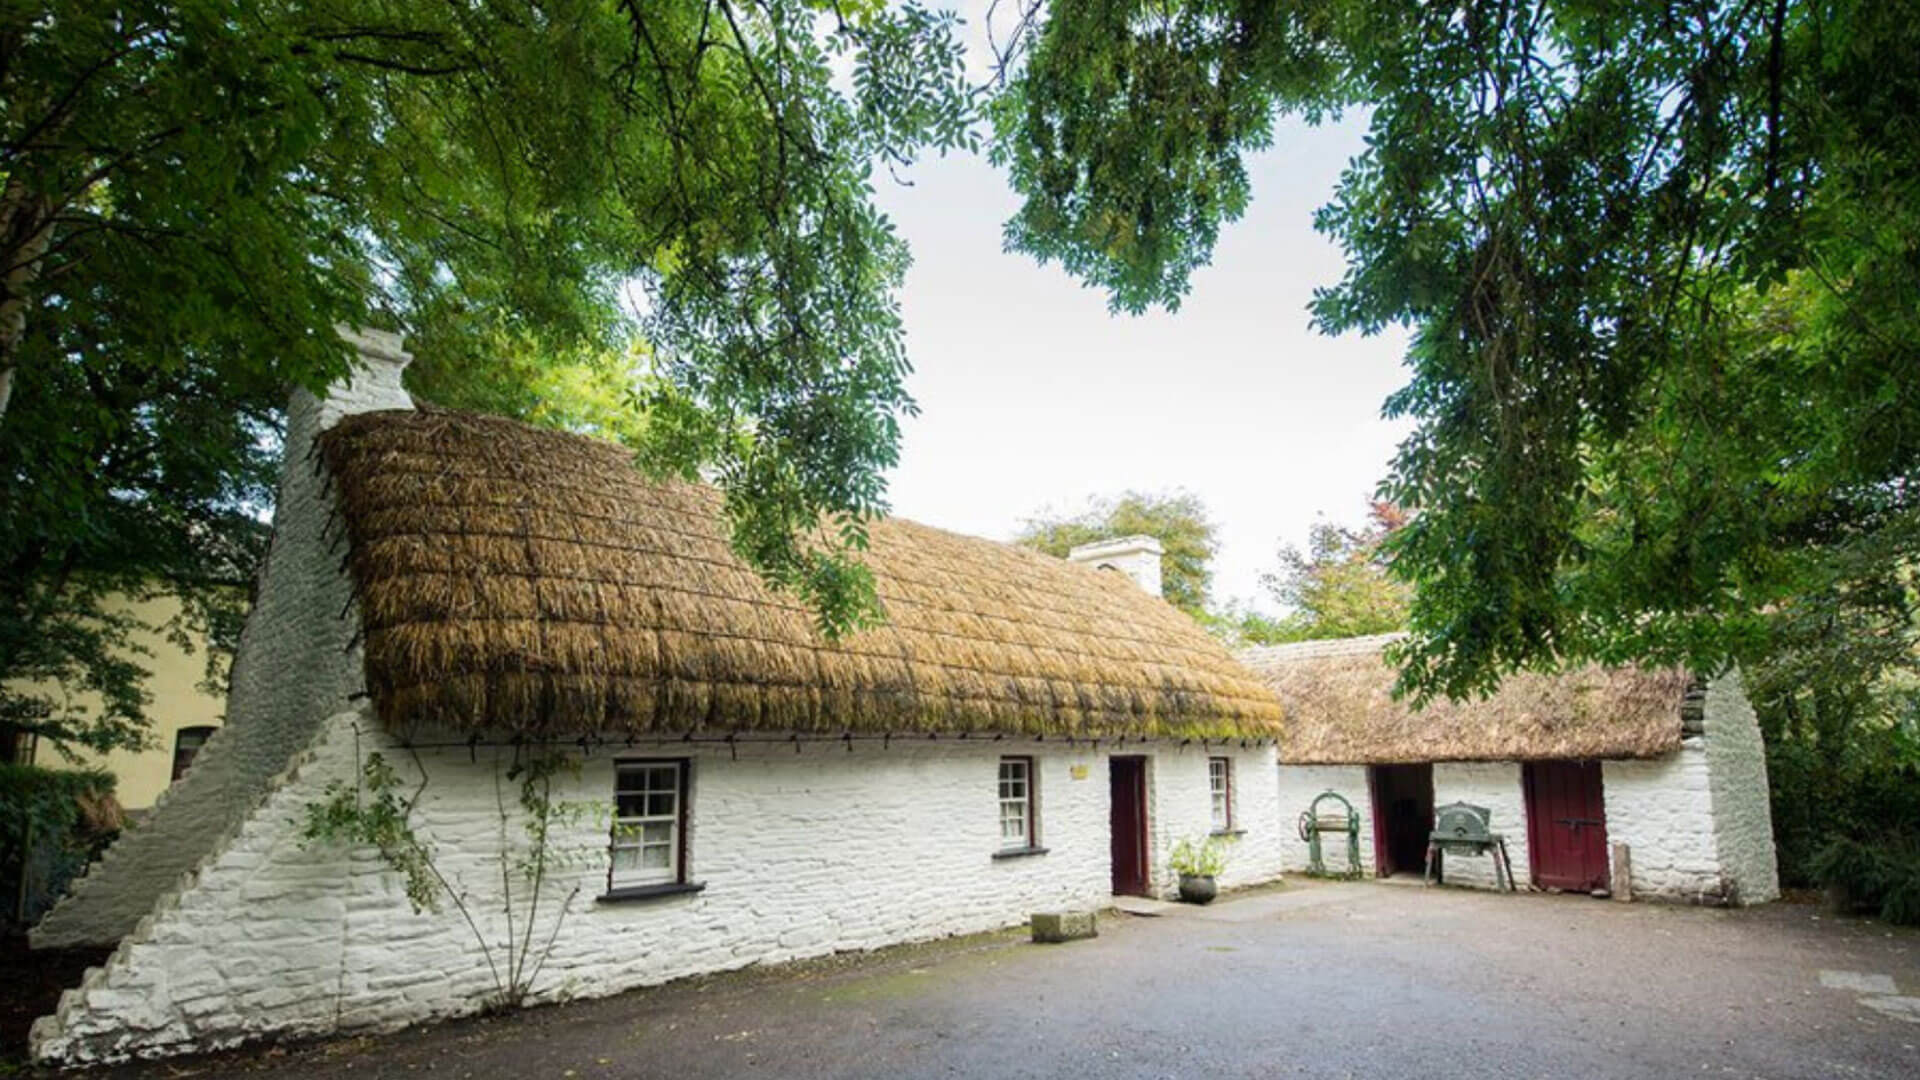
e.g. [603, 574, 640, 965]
[2, 1, 975, 756]
[1258, 501, 1409, 643]
[1015, 490, 1218, 617]
[993, 1, 1920, 700]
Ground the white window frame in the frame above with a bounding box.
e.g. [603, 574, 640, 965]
[611, 759, 688, 890]
[1209, 756, 1233, 832]
[998, 756, 1036, 850]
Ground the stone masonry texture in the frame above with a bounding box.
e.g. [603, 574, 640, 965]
[1276, 765, 1375, 877]
[31, 713, 1282, 1064]
[1704, 671, 1781, 904]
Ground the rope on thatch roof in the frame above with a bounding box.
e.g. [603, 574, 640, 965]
[1240, 633, 1692, 764]
[317, 407, 1285, 742]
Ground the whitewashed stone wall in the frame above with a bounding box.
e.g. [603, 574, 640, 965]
[1429, 763, 1530, 889]
[1276, 765, 1375, 877]
[1142, 744, 1282, 896]
[1274, 763, 1525, 883]
[33, 713, 1283, 1065]
[1279, 755, 1746, 899]
[1602, 743, 1720, 900]
[1703, 672, 1780, 904]
[31, 329, 412, 950]
[1603, 673, 1779, 905]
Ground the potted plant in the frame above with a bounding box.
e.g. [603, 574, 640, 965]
[1170, 836, 1226, 904]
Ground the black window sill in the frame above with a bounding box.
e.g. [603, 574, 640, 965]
[1210, 828, 1247, 838]
[597, 881, 706, 904]
[992, 846, 1050, 860]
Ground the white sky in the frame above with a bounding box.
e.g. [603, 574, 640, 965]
[872, 114, 1413, 614]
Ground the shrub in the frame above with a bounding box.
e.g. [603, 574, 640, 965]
[1169, 836, 1227, 878]
[0, 765, 121, 930]
[1809, 834, 1920, 926]
[1763, 706, 1920, 890]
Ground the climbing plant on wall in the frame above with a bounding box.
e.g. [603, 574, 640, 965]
[302, 742, 600, 1009]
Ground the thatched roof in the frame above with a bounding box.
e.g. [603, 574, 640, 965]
[1239, 634, 1694, 764]
[316, 408, 1283, 740]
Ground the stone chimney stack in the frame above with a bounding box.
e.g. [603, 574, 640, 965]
[310, 325, 413, 431]
[1067, 535, 1165, 598]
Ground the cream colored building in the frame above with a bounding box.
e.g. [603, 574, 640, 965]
[20, 593, 228, 810]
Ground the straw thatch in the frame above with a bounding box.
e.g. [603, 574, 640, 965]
[316, 408, 1284, 740]
[1240, 634, 1694, 764]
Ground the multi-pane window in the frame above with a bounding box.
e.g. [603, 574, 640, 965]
[612, 760, 687, 888]
[1209, 756, 1233, 831]
[998, 757, 1036, 850]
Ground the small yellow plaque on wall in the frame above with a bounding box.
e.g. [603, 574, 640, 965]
[1070, 764, 1089, 781]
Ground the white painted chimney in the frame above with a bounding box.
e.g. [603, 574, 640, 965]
[314, 325, 413, 430]
[1067, 534, 1165, 597]
[283, 326, 413, 488]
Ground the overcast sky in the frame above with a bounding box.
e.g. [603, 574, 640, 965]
[871, 112, 1413, 614]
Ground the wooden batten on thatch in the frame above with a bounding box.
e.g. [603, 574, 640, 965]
[1240, 634, 1693, 765]
[317, 408, 1284, 741]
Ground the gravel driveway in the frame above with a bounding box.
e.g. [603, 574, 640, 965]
[94, 879, 1920, 1079]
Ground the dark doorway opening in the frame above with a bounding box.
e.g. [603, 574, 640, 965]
[1109, 756, 1149, 896]
[1369, 763, 1434, 877]
[1524, 760, 1610, 892]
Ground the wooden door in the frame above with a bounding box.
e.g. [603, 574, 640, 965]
[1524, 760, 1610, 891]
[1109, 756, 1149, 896]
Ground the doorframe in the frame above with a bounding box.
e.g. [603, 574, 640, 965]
[1108, 755, 1150, 897]
[1366, 767, 1387, 877]
[1367, 763, 1435, 878]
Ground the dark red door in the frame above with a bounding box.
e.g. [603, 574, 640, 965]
[1109, 756, 1149, 896]
[1524, 760, 1610, 891]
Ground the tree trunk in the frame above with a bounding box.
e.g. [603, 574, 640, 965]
[0, 174, 54, 428]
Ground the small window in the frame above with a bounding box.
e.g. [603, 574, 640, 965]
[1209, 756, 1233, 832]
[171, 726, 218, 782]
[998, 757, 1036, 850]
[612, 760, 688, 889]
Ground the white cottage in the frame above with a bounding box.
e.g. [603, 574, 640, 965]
[1242, 635, 1779, 905]
[27, 332, 1288, 1065]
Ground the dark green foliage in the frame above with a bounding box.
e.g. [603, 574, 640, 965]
[990, 0, 1344, 313]
[996, 1, 1920, 704]
[1810, 833, 1920, 926]
[1015, 490, 1218, 617]
[3, 1, 978, 755]
[1749, 554, 1920, 892]
[0, 765, 119, 929]
[1766, 702, 1920, 892]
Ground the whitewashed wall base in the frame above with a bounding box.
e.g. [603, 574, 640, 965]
[31, 713, 1281, 1066]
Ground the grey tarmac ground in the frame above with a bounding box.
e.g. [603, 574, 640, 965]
[93, 879, 1920, 1080]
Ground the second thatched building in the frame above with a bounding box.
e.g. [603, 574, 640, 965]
[1242, 634, 1779, 905]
